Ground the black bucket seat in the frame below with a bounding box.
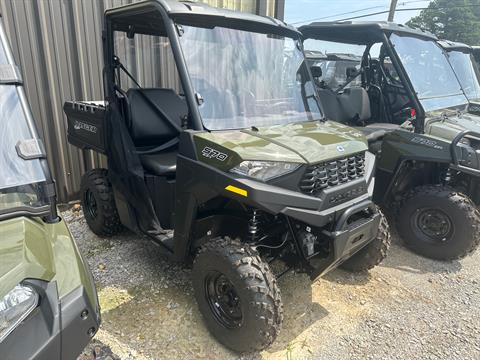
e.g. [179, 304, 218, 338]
[126, 88, 188, 176]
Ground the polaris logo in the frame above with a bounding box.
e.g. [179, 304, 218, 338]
[329, 185, 366, 205]
[201, 146, 228, 161]
[74, 120, 97, 134]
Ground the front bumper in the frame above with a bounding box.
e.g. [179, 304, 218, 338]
[309, 200, 381, 279]
[0, 280, 100, 360]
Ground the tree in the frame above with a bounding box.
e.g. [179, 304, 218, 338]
[407, 0, 480, 44]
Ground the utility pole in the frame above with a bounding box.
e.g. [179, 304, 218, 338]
[388, 0, 398, 21]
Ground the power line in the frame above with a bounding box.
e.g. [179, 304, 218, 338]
[291, 0, 429, 25]
[337, 4, 480, 22]
[291, 5, 386, 25]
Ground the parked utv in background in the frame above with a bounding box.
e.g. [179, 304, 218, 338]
[0, 15, 100, 360]
[301, 21, 480, 261]
[64, 0, 390, 352]
[438, 40, 480, 115]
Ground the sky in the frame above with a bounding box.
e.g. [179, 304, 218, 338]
[285, 0, 432, 53]
[284, 0, 432, 26]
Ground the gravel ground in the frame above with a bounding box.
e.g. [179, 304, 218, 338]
[67, 207, 480, 360]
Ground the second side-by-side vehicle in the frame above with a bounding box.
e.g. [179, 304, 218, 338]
[0, 13, 100, 360]
[301, 21, 480, 261]
[64, 0, 391, 352]
[438, 40, 480, 115]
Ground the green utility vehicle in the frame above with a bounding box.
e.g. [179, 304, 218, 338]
[0, 15, 100, 360]
[64, 0, 390, 352]
[438, 40, 480, 115]
[301, 21, 480, 260]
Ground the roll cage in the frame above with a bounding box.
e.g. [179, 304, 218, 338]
[103, 0, 301, 133]
[300, 21, 442, 133]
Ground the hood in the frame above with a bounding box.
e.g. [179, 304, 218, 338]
[0, 217, 94, 302]
[425, 112, 480, 142]
[194, 121, 367, 169]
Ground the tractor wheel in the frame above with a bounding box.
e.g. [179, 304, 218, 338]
[192, 237, 283, 353]
[80, 169, 123, 237]
[341, 209, 391, 272]
[397, 185, 480, 260]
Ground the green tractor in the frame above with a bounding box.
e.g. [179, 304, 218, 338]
[301, 21, 480, 261]
[65, 0, 390, 352]
[0, 15, 100, 360]
[438, 40, 480, 115]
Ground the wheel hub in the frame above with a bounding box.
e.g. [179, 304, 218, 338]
[84, 189, 98, 219]
[205, 272, 242, 329]
[414, 208, 453, 242]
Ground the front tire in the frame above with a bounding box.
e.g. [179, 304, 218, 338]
[80, 169, 123, 237]
[397, 185, 480, 260]
[192, 237, 283, 353]
[341, 210, 391, 272]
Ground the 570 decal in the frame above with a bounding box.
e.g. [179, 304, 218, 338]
[201, 146, 228, 161]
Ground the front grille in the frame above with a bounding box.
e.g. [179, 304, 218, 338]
[299, 153, 365, 195]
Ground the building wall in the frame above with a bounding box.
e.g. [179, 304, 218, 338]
[0, 0, 283, 202]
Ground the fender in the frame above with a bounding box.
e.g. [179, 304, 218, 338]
[373, 130, 451, 204]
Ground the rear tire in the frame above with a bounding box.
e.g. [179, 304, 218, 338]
[192, 237, 283, 353]
[397, 185, 480, 260]
[341, 209, 391, 272]
[80, 169, 123, 237]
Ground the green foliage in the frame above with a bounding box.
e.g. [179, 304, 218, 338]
[406, 0, 480, 44]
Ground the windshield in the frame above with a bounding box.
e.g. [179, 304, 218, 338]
[390, 34, 468, 112]
[307, 58, 362, 91]
[0, 31, 49, 217]
[448, 50, 480, 101]
[179, 25, 322, 130]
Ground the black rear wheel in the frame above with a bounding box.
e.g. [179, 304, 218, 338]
[80, 169, 123, 237]
[397, 185, 480, 260]
[192, 237, 283, 353]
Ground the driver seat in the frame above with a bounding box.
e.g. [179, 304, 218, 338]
[140, 151, 177, 176]
[125, 88, 188, 176]
[318, 87, 371, 124]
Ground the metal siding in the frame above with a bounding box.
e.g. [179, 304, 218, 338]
[0, 0, 278, 202]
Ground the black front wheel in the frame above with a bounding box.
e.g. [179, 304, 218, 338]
[397, 185, 480, 260]
[341, 209, 391, 272]
[192, 237, 283, 353]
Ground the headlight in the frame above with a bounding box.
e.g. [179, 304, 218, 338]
[230, 161, 301, 181]
[0, 284, 38, 341]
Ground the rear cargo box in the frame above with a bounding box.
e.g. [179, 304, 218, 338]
[64, 101, 107, 154]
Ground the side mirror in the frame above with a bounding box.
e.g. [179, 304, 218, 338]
[346, 67, 357, 78]
[310, 66, 322, 78]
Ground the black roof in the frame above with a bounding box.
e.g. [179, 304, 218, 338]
[105, 0, 300, 38]
[299, 21, 437, 44]
[438, 40, 472, 54]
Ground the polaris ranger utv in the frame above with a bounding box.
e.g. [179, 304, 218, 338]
[65, 1, 390, 352]
[438, 40, 480, 115]
[300, 21, 480, 260]
[0, 15, 100, 360]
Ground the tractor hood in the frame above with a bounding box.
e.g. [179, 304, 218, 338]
[425, 111, 480, 142]
[194, 121, 367, 170]
[0, 217, 96, 304]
